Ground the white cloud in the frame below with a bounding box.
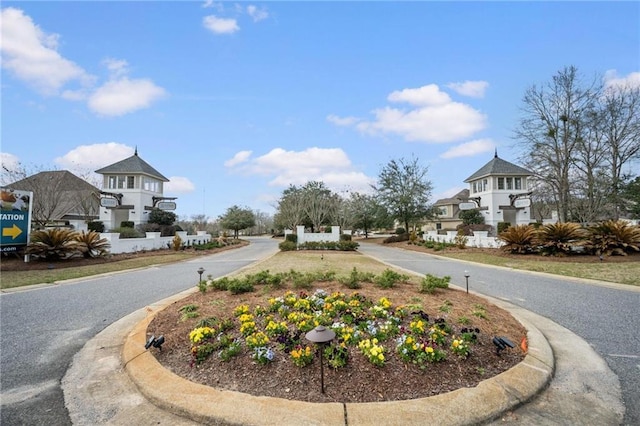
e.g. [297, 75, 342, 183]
[103, 58, 130, 79]
[224, 150, 253, 167]
[604, 69, 640, 90]
[54, 143, 135, 171]
[0, 7, 92, 95]
[203, 15, 240, 34]
[440, 139, 495, 159]
[88, 78, 166, 117]
[327, 114, 359, 127]
[165, 176, 196, 193]
[247, 5, 269, 22]
[388, 84, 451, 106]
[356, 103, 487, 143]
[0, 152, 21, 172]
[344, 84, 487, 143]
[226, 147, 375, 193]
[446, 80, 489, 98]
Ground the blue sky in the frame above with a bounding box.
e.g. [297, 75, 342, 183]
[2, 1, 639, 220]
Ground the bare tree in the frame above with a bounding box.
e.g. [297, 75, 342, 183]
[597, 83, 640, 219]
[515, 66, 600, 222]
[300, 181, 338, 232]
[274, 185, 307, 232]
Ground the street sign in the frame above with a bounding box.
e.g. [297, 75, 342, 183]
[100, 197, 118, 208]
[157, 201, 176, 211]
[1, 188, 33, 253]
[514, 198, 531, 208]
[458, 202, 477, 211]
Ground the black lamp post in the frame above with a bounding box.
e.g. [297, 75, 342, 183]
[197, 267, 205, 283]
[464, 270, 470, 294]
[305, 325, 335, 394]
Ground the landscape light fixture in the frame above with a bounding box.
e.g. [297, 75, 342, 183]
[492, 336, 515, 356]
[145, 335, 165, 351]
[197, 267, 205, 283]
[464, 271, 470, 294]
[305, 325, 336, 394]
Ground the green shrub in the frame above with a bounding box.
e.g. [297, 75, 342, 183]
[395, 227, 406, 235]
[120, 221, 134, 228]
[337, 241, 359, 251]
[87, 221, 105, 233]
[227, 279, 254, 294]
[74, 230, 110, 258]
[285, 233, 298, 243]
[498, 225, 537, 254]
[110, 227, 145, 238]
[420, 274, 451, 293]
[374, 269, 409, 288]
[587, 220, 640, 256]
[497, 222, 511, 234]
[537, 222, 586, 256]
[26, 228, 81, 260]
[209, 277, 231, 291]
[279, 240, 297, 251]
[340, 233, 352, 241]
[383, 233, 409, 243]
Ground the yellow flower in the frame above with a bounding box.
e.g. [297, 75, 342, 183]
[426, 346, 434, 353]
[378, 354, 384, 361]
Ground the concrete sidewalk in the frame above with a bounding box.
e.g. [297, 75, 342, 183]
[61, 288, 624, 425]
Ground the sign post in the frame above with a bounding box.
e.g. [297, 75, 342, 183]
[1, 188, 34, 257]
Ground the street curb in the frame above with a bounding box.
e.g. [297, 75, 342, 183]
[123, 293, 554, 426]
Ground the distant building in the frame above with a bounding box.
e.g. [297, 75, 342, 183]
[424, 152, 534, 234]
[4, 170, 100, 231]
[463, 151, 533, 230]
[428, 189, 470, 231]
[95, 149, 175, 230]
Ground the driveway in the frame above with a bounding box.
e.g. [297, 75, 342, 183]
[0, 237, 279, 426]
[357, 242, 640, 426]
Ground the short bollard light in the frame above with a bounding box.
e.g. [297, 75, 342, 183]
[305, 325, 336, 394]
[197, 267, 205, 283]
[464, 270, 470, 294]
[492, 336, 515, 355]
[145, 335, 165, 351]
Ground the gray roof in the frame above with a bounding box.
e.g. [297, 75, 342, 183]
[434, 189, 469, 206]
[464, 153, 532, 182]
[5, 170, 100, 221]
[95, 152, 169, 182]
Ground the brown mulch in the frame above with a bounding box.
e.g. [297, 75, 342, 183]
[148, 280, 527, 404]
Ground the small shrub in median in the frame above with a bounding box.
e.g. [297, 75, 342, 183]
[420, 274, 451, 294]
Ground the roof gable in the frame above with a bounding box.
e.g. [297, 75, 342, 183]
[95, 152, 169, 182]
[434, 189, 470, 206]
[464, 153, 532, 182]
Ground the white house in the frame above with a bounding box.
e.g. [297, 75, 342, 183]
[462, 151, 534, 230]
[95, 149, 176, 230]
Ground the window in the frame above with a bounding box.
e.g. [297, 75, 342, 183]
[127, 176, 135, 189]
[506, 177, 513, 190]
[143, 177, 159, 192]
[514, 177, 522, 190]
[108, 176, 117, 189]
[482, 179, 488, 192]
[498, 177, 505, 190]
[472, 182, 477, 193]
[439, 207, 448, 216]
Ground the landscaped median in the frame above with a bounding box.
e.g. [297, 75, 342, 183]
[122, 293, 554, 426]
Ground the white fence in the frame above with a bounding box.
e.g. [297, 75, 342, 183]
[424, 230, 503, 248]
[100, 231, 212, 254]
[283, 226, 342, 246]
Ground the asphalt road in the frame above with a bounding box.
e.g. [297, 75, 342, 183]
[357, 242, 640, 426]
[0, 237, 279, 426]
[2, 238, 638, 425]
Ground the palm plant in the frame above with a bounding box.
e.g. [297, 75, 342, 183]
[26, 228, 81, 260]
[75, 230, 111, 258]
[587, 220, 640, 256]
[497, 225, 537, 254]
[536, 223, 586, 256]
